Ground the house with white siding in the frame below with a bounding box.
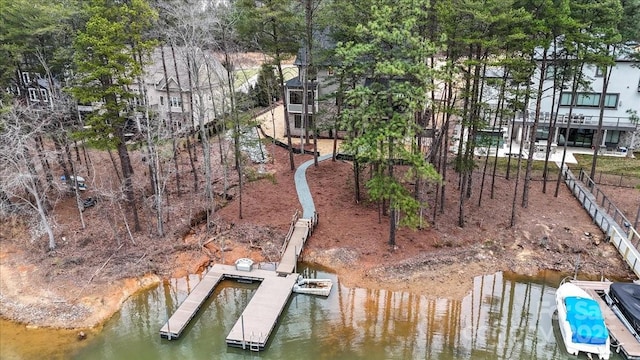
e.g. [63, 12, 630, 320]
[512, 46, 640, 152]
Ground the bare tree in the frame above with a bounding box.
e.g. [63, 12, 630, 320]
[0, 105, 57, 249]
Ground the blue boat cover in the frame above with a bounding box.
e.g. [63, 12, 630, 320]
[564, 296, 609, 345]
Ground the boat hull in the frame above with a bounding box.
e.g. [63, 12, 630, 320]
[292, 278, 332, 297]
[555, 283, 611, 360]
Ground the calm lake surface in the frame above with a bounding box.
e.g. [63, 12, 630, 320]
[0, 266, 624, 359]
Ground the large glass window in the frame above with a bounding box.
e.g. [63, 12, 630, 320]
[290, 91, 303, 105]
[544, 65, 555, 80]
[289, 90, 313, 105]
[604, 130, 620, 146]
[535, 126, 550, 142]
[559, 92, 618, 109]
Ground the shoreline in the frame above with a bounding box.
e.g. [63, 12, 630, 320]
[1, 242, 631, 331]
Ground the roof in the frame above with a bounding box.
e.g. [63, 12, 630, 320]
[141, 47, 228, 90]
[293, 29, 337, 67]
[285, 77, 303, 88]
[533, 41, 639, 63]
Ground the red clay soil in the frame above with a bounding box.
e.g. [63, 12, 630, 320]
[0, 141, 636, 329]
[237, 147, 636, 299]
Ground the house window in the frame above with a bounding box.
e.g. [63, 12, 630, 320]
[294, 114, 313, 129]
[28, 88, 39, 101]
[160, 96, 164, 106]
[544, 65, 555, 80]
[170, 96, 181, 107]
[22, 72, 30, 84]
[289, 90, 313, 105]
[595, 67, 604, 77]
[294, 114, 302, 128]
[40, 89, 48, 102]
[290, 90, 303, 105]
[559, 92, 618, 109]
[605, 130, 620, 144]
[131, 96, 144, 106]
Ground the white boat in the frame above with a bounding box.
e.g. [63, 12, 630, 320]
[555, 282, 611, 359]
[292, 276, 332, 297]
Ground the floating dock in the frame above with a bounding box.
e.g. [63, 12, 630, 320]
[160, 264, 298, 347]
[225, 271, 298, 350]
[570, 280, 640, 360]
[160, 155, 325, 350]
[159, 268, 224, 340]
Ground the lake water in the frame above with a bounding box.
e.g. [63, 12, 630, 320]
[0, 267, 624, 359]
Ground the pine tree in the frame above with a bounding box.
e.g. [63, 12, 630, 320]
[72, 0, 158, 233]
[337, 0, 440, 247]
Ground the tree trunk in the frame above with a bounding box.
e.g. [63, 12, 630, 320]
[160, 45, 181, 196]
[171, 44, 198, 192]
[555, 62, 585, 197]
[116, 129, 141, 232]
[590, 50, 613, 180]
[388, 139, 396, 247]
[275, 52, 295, 171]
[522, 48, 548, 208]
[137, 50, 164, 236]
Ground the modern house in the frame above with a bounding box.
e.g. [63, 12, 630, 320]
[511, 47, 640, 152]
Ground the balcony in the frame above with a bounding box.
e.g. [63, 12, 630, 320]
[513, 113, 637, 130]
[287, 103, 317, 114]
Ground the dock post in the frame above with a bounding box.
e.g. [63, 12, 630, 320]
[241, 315, 245, 349]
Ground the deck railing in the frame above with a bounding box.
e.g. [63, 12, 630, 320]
[563, 166, 640, 278]
[280, 210, 300, 257]
[577, 169, 636, 233]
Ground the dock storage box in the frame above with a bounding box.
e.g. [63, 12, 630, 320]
[235, 258, 254, 272]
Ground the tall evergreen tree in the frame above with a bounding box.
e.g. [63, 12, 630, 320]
[72, 0, 158, 233]
[337, 0, 440, 247]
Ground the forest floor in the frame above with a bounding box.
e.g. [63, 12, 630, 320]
[0, 123, 639, 333]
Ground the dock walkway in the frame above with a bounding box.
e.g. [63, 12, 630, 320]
[226, 270, 298, 350]
[562, 167, 640, 278]
[276, 218, 310, 274]
[160, 155, 331, 350]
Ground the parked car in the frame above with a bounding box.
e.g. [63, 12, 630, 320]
[61, 175, 87, 191]
[81, 197, 97, 211]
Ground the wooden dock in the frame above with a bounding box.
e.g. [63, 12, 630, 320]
[160, 268, 224, 340]
[160, 264, 298, 350]
[226, 271, 298, 350]
[276, 218, 311, 275]
[571, 280, 640, 359]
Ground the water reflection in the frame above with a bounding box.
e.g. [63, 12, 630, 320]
[1, 267, 624, 359]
